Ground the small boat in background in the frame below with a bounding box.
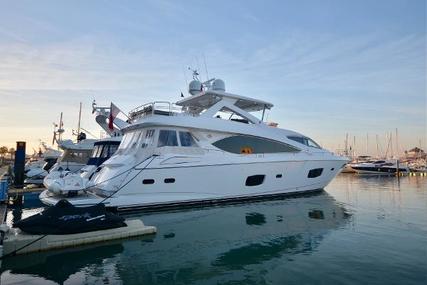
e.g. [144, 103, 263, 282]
[24, 143, 62, 186]
[350, 160, 409, 175]
[340, 155, 372, 174]
[43, 102, 127, 192]
[43, 137, 121, 196]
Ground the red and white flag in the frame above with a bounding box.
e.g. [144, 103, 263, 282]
[108, 102, 120, 130]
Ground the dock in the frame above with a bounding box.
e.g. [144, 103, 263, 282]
[2, 219, 156, 256]
[0, 165, 157, 259]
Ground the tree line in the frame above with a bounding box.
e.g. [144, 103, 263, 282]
[0, 146, 15, 159]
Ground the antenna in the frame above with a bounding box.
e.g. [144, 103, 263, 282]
[92, 100, 97, 114]
[203, 53, 209, 81]
[58, 112, 64, 142]
[195, 56, 201, 77]
[188, 67, 200, 81]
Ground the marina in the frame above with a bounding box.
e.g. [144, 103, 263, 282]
[1, 1, 426, 284]
[0, 73, 425, 284]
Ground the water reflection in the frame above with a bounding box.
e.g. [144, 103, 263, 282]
[1, 191, 351, 284]
[245, 212, 266, 225]
[213, 235, 302, 269]
[2, 242, 125, 284]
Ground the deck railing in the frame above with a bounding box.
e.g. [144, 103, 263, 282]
[129, 101, 184, 120]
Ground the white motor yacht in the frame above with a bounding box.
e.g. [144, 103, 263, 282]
[40, 75, 348, 210]
[43, 137, 121, 196]
[43, 102, 128, 190]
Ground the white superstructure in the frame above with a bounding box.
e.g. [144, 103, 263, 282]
[40, 75, 348, 210]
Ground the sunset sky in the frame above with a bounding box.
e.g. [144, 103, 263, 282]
[0, 0, 425, 156]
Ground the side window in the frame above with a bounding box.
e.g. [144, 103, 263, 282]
[142, 129, 155, 148]
[101, 145, 110, 158]
[91, 145, 101, 158]
[130, 131, 142, 149]
[109, 144, 119, 155]
[179, 132, 197, 147]
[213, 135, 300, 154]
[117, 131, 137, 154]
[307, 138, 321, 148]
[158, 130, 178, 147]
[288, 136, 321, 148]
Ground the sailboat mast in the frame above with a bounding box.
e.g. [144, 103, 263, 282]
[366, 133, 369, 156]
[353, 136, 356, 158]
[376, 134, 379, 158]
[345, 133, 349, 156]
[395, 128, 399, 158]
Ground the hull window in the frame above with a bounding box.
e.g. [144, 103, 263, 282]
[142, 179, 155, 185]
[308, 168, 323, 178]
[164, 178, 175, 183]
[276, 174, 282, 178]
[213, 135, 300, 154]
[245, 175, 265, 186]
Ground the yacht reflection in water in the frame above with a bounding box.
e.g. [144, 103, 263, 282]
[1, 191, 351, 285]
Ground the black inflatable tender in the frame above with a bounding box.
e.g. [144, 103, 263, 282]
[14, 199, 126, 235]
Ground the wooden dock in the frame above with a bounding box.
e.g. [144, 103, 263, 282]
[8, 186, 45, 195]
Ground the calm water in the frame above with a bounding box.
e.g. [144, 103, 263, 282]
[1, 174, 426, 285]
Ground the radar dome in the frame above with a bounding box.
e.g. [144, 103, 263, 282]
[189, 80, 202, 95]
[212, 79, 225, 92]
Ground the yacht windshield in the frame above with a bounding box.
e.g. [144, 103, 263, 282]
[91, 145, 103, 157]
[158, 130, 178, 147]
[179, 131, 198, 147]
[116, 131, 140, 155]
[287, 136, 321, 148]
[57, 149, 91, 163]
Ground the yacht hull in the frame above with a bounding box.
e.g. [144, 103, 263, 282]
[40, 158, 345, 210]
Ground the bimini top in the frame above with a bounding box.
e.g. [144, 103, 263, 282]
[176, 90, 274, 113]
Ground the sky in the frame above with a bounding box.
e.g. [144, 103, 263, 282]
[0, 0, 425, 156]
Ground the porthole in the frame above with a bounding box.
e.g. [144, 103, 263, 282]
[276, 174, 282, 178]
[245, 175, 265, 186]
[142, 179, 155, 184]
[164, 178, 175, 183]
[330, 168, 335, 171]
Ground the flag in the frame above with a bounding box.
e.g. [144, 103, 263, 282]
[109, 102, 120, 131]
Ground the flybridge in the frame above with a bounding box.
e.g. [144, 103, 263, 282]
[129, 75, 274, 124]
